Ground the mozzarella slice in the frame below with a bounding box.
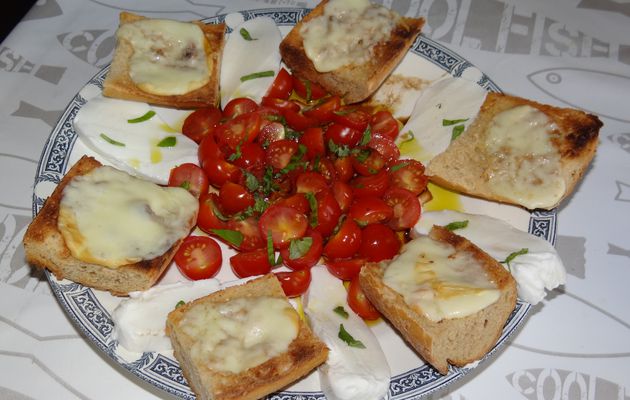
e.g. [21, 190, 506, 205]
[304, 266, 390, 400]
[414, 210, 566, 304]
[74, 94, 198, 184]
[398, 76, 487, 163]
[220, 17, 282, 107]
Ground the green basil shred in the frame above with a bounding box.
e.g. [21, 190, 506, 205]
[239, 28, 256, 41]
[240, 70, 275, 82]
[210, 229, 243, 248]
[451, 124, 465, 140]
[442, 118, 468, 126]
[502, 248, 529, 269]
[444, 220, 469, 231]
[157, 136, 177, 147]
[333, 306, 349, 319]
[100, 133, 125, 147]
[338, 324, 366, 349]
[127, 110, 156, 123]
[289, 237, 313, 260]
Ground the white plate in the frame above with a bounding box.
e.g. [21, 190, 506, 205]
[31, 8, 557, 400]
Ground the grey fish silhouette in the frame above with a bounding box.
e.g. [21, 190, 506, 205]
[57, 30, 115, 68]
[85, 0, 224, 19]
[22, 0, 63, 21]
[555, 235, 586, 279]
[0, 387, 35, 400]
[11, 101, 62, 128]
[506, 368, 629, 400]
[616, 181, 630, 202]
[577, 0, 630, 18]
[528, 68, 630, 123]
[608, 243, 630, 258]
[0, 46, 66, 84]
[607, 133, 630, 154]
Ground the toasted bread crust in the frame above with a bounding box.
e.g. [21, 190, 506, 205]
[359, 226, 517, 374]
[23, 156, 186, 296]
[166, 274, 329, 400]
[102, 12, 225, 109]
[426, 92, 602, 210]
[279, 0, 424, 104]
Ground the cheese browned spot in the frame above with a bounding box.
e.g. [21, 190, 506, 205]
[383, 235, 500, 322]
[117, 18, 211, 95]
[57, 165, 198, 268]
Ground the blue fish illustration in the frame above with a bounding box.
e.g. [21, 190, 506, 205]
[11, 101, 62, 128]
[527, 67, 630, 123]
[607, 133, 630, 154]
[57, 30, 116, 68]
[86, 0, 224, 20]
[608, 243, 630, 258]
[616, 181, 630, 202]
[577, 0, 630, 18]
[506, 369, 629, 400]
[22, 0, 63, 21]
[0, 46, 66, 84]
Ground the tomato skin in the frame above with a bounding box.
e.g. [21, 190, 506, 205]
[303, 96, 341, 123]
[182, 106, 223, 143]
[347, 275, 380, 320]
[383, 187, 421, 230]
[198, 133, 224, 166]
[215, 112, 262, 150]
[296, 171, 328, 195]
[299, 127, 325, 160]
[368, 134, 400, 165]
[312, 190, 342, 238]
[370, 110, 399, 141]
[333, 108, 371, 131]
[388, 159, 429, 195]
[323, 217, 362, 259]
[275, 269, 311, 297]
[292, 76, 327, 101]
[265, 139, 299, 170]
[258, 121, 286, 145]
[197, 193, 228, 233]
[284, 108, 318, 131]
[325, 258, 366, 281]
[331, 180, 353, 212]
[280, 230, 324, 271]
[314, 157, 337, 185]
[350, 169, 390, 198]
[261, 97, 301, 114]
[232, 142, 265, 171]
[358, 223, 401, 262]
[259, 205, 308, 249]
[351, 147, 387, 176]
[203, 157, 242, 189]
[325, 123, 363, 147]
[230, 248, 272, 278]
[348, 196, 393, 226]
[223, 97, 258, 119]
[266, 68, 293, 99]
[218, 181, 255, 214]
[175, 236, 222, 280]
[168, 163, 209, 198]
[274, 193, 310, 214]
[226, 217, 266, 251]
[333, 156, 354, 182]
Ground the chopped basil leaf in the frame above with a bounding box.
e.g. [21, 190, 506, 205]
[179, 181, 191, 190]
[305, 192, 318, 228]
[289, 237, 313, 260]
[333, 107, 356, 116]
[157, 136, 177, 147]
[358, 126, 372, 146]
[240, 70, 275, 82]
[127, 110, 156, 123]
[333, 306, 349, 319]
[266, 230, 276, 266]
[304, 79, 312, 102]
[328, 139, 351, 157]
[398, 130, 415, 145]
[175, 300, 185, 308]
[451, 124, 465, 141]
[444, 220, 469, 231]
[442, 118, 468, 126]
[100, 133, 125, 146]
[351, 147, 370, 163]
[242, 170, 260, 192]
[338, 324, 366, 349]
[502, 248, 529, 269]
[279, 144, 307, 175]
[239, 27, 256, 41]
[211, 201, 230, 222]
[228, 143, 242, 161]
[211, 229, 243, 247]
[389, 161, 409, 172]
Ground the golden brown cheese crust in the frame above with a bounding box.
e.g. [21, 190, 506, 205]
[166, 274, 329, 400]
[359, 226, 517, 375]
[102, 12, 225, 109]
[280, 0, 424, 104]
[22, 156, 184, 296]
[426, 92, 602, 210]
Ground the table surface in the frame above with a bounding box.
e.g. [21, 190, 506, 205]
[1, 1, 629, 399]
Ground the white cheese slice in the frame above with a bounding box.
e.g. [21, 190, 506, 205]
[414, 210, 566, 304]
[74, 94, 198, 184]
[220, 17, 282, 107]
[304, 266, 390, 400]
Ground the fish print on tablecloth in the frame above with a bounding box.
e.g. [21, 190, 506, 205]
[615, 181, 630, 202]
[252, 0, 308, 8]
[11, 101, 62, 129]
[85, 0, 224, 20]
[608, 243, 630, 258]
[57, 29, 116, 69]
[506, 369, 629, 400]
[577, 0, 630, 18]
[607, 133, 630, 155]
[527, 68, 630, 123]
[21, 0, 63, 21]
[0, 46, 66, 84]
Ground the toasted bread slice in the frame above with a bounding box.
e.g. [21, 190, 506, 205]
[23, 156, 193, 296]
[425, 92, 602, 210]
[359, 225, 517, 374]
[103, 12, 225, 109]
[166, 274, 329, 400]
[280, 0, 424, 104]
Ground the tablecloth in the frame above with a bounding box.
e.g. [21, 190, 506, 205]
[1, 0, 628, 399]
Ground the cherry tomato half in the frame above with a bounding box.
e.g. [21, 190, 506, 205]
[323, 217, 362, 260]
[197, 193, 228, 233]
[383, 187, 421, 230]
[280, 230, 324, 271]
[174, 236, 222, 280]
[275, 269, 311, 297]
[223, 97, 258, 119]
[230, 248, 271, 278]
[325, 258, 366, 281]
[347, 275, 380, 320]
[348, 196, 393, 226]
[218, 181, 255, 215]
[182, 106, 222, 143]
[388, 159, 429, 195]
[266, 68, 293, 100]
[259, 205, 308, 249]
[370, 110, 399, 141]
[168, 163, 209, 198]
[292, 76, 327, 101]
[357, 223, 401, 262]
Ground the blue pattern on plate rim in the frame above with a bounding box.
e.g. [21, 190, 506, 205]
[31, 8, 545, 400]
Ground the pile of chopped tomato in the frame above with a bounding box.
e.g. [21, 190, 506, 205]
[169, 68, 428, 319]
